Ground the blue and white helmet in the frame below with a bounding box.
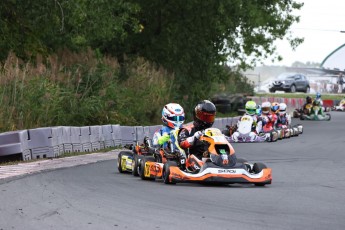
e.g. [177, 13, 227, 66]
[162, 103, 185, 129]
[316, 92, 321, 99]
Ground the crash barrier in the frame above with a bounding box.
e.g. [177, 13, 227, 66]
[1, 97, 338, 161]
[0, 118, 240, 161]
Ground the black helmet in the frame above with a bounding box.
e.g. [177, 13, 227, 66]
[306, 96, 312, 104]
[193, 100, 216, 129]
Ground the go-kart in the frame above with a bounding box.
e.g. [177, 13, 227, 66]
[141, 128, 272, 186]
[300, 105, 331, 121]
[117, 136, 156, 176]
[275, 124, 303, 139]
[293, 103, 331, 118]
[223, 115, 277, 143]
[332, 100, 345, 111]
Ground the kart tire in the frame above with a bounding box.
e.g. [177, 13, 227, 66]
[253, 162, 267, 173]
[253, 162, 268, 187]
[139, 156, 156, 181]
[132, 155, 144, 177]
[326, 113, 331, 121]
[163, 161, 177, 185]
[117, 151, 133, 173]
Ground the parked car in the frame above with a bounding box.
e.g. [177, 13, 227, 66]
[269, 73, 310, 93]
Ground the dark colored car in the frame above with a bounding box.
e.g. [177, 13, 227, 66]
[269, 73, 310, 93]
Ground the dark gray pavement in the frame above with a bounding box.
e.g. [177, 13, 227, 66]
[1, 112, 345, 230]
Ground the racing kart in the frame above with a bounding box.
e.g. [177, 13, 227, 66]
[117, 136, 156, 176]
[224, 115, 276, 143]
[332, 100, 345, 111]
[293, 103, 331, 118]
[275, 124, 303, 139]
[140, 128, 272, 186]
[300, 105, 331, 121]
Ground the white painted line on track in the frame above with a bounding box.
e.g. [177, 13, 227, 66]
[0, 150, 120, 180]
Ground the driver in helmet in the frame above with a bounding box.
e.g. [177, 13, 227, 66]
[260, 101, 277, 132]
[178, 100, 237, 172]
[311, 98, 324, 116]
[153, 103, 185, 149]
[231, 100, 267, 142]
[276, 103, 291, 128]
[302, 96, 313, 115]
[315, 92, 323, 106]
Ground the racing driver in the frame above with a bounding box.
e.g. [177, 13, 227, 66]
[178, 100, 237, 172]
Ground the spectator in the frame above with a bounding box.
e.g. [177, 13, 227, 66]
[337, 73, 344, 94]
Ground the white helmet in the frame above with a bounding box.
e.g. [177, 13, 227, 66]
[261, 101, 271, 114]
[162, 103, 185, 129]
[279, 103, 287, 115]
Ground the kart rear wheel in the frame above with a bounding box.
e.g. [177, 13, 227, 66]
[139, 156, 156, 180]
[163, 161, 177, 185]
[117, 151, 133, 173]
[132, 155, 143, 177]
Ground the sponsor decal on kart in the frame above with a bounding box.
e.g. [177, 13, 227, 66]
[125, 159, 133, 170]
[144, 162, 162, 177]
[218, 169, 236, 173]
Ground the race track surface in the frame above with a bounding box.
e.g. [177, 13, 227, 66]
[1, 112, 345, 230]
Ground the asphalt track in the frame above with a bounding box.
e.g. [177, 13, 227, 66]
[1, 112, 345, 230]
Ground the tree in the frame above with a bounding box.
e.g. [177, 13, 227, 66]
[123, 0, 303, 106]
[0, 0, 303, 107]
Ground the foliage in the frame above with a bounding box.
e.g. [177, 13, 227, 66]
[1, 0, 303, 103]
[0, 51, 173, 132]
[0, 0, 304, 131]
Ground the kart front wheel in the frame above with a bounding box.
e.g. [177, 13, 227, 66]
[253, 163, 268, 187]
[139, 157, 156, 181]
[163, 161, 177, 185]
[117, 151, 133, 173]
[132, 155, 143, 177]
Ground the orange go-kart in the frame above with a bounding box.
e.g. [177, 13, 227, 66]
[139, 128, 272, 186]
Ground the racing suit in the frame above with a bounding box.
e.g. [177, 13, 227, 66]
[231, 114, 266, 142]
[178, 123, 237, 171]
[261, 112, 277, 133]
[152, 125, 174, 149]
[276, 113, 291, 129]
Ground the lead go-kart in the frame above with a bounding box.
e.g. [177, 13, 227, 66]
[300, 105, 331, 121]
[139, 128, 272, 186]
